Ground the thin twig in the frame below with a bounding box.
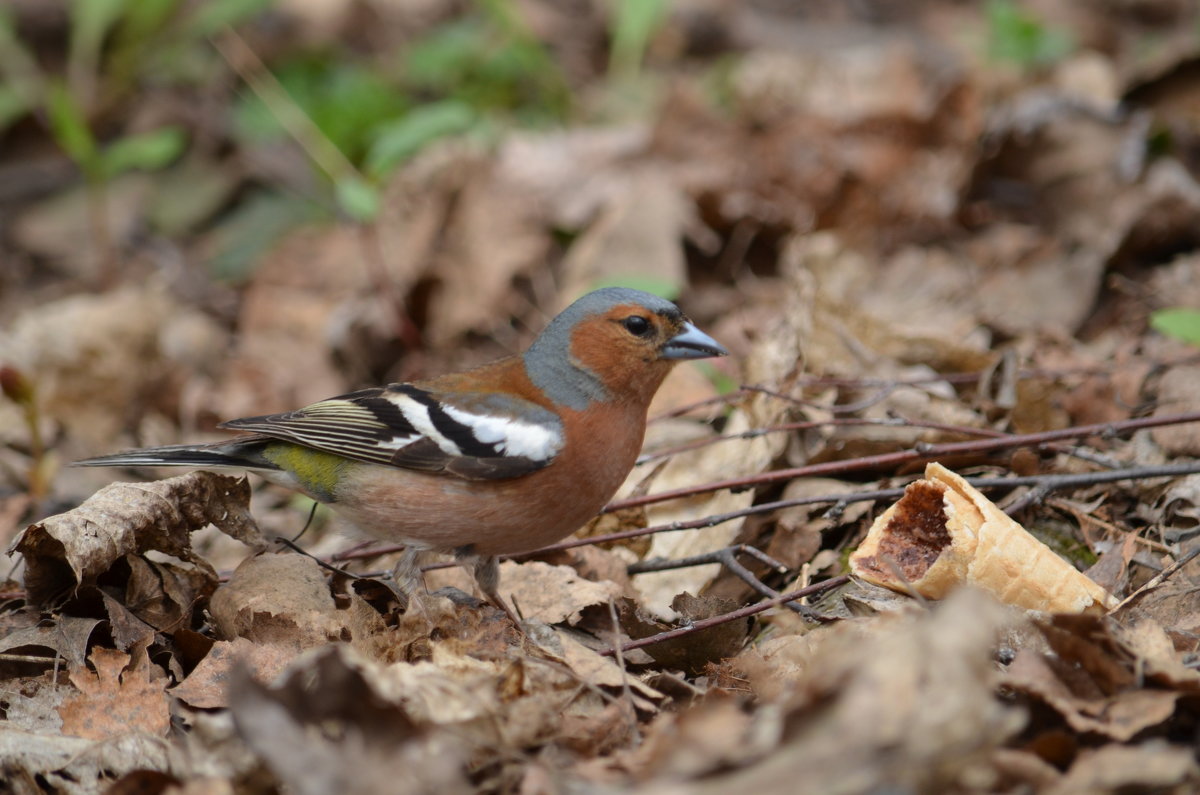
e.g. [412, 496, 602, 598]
[628, 545, 815, 616]
[0, 653, 62, 665]
[607, 412, 1200, 513]
[1110, 544, 1200, 614]
[275, 536, 369, 580]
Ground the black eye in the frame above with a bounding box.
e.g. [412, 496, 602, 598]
[622, 316, 652, 337]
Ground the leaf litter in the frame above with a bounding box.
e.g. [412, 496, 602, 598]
[6, 2, 1200, 794]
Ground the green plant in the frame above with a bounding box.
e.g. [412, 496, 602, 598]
[0, 0, 267, 278]
[985, 0, 1073, 67]
[230, 3, 570, 223]
[1151, 308, 1200, 345]
[607, 0, 669, 82]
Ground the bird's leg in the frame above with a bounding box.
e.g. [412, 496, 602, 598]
[391, 546, 431, 616]
[459, 552, 522, 627]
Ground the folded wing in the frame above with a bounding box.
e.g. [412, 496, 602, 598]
[220, 384, 564, 480]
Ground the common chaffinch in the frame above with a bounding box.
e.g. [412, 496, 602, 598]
[77, 287, 728, 617]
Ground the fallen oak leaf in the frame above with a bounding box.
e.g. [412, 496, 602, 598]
[58, 647, 170, 740]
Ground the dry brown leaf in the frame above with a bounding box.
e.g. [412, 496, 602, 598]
[1005, 648, 1179, 740]
[1151, 364, 1200, 456]
[1116, 619, 1200, 691]
[557, 170, 688, 300]
[58, 648, 170, 740]
[208, 553, 342, 646]
[213, 225, 371, 417]
[13, 472, 263, 606]
[768, 477, 871, 568]
[0, 283, 228, 447]
[373, 647, 505, 727]
[1, 677, 71, 734]
[0, 616, 99, 669]
[228, 645, 469, 795]
[0, 727, 171, 791]
[422, 160, 548, 348]
[498, 560, 621, 626]
[1118, 578, 1200, 652]
[550, 627, 663, 706]
[989, 748, 1064, 791]
[630, 697, 768, 780]
[620, 593, 749, 676]
[171, 638, 303, 710]
[639, 590, 1023, 792]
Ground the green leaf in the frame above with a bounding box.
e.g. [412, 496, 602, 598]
[70, 0, 131, 67]
[188, 0, 272, 36]
[401, 15, 569, 122]
[232, 58, 409, 165]
[0, 7, 44, 107]
[588, 275, 682, 301]
[116, 0, 181, 48]
[206, 192, 323, 283]
[334, 176, 380, 223]
[985, 0, 1073, 66]
[99, 126, 187, 177]
[364, 100, 477, 178]
[403, 20, 488, 93]
[149, 154, 241, 235]
[0, 86, 30, 131]
[46, 81, 98, 170]
[693, 360, 738, 395]
[1150, 308, 1200, 346]
[609, 0, 669, 80]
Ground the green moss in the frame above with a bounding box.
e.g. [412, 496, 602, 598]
[1029, 519, 1099, 568]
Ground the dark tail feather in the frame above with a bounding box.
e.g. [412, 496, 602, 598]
[73, 439, 278, 471]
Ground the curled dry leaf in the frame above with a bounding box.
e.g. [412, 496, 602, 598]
[1004, 648, 1179, 741]
[850, 463, 1117, 613]
[209, 553, 342, 646]
[0, 616, 100, 669]
[12, 472, 265, 606]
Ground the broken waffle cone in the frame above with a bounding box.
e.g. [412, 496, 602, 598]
[850, 462, 1117, 614]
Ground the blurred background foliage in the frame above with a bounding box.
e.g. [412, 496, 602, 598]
[0, 0, 1099, 284]
[3, 0, 1200, 334]
[0, 0, 654, 256]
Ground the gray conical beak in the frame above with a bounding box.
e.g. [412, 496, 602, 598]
[661, 321, 729, 360]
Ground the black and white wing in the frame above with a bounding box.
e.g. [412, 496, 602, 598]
[219, 384, 564, 480]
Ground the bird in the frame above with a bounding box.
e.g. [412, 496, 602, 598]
[76, 287, 729, 620]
